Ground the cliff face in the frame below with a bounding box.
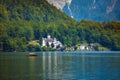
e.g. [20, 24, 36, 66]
[47, 0, 72, 10]
[47, 0, 120, 22]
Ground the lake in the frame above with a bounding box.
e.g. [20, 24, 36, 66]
[0, 51, 120, 80]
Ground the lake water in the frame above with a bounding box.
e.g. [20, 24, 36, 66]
[0, 51, 120, 80]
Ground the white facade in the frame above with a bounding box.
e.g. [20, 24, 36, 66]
[42, 38, 46, 47]
[80, 45, 89, 50]
[42, 35, 63, 49]
[80, 45, 86, 50]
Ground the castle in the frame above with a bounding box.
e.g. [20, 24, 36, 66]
[42, 35, 63, 49]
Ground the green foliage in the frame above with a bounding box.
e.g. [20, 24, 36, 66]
[0, 0, 120, 51]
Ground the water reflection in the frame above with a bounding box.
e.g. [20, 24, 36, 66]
[29, 57, 36, 80]
[41, 52, 120, 80]
[42, 52, 63, 79]
[42, 52, 89, 80]
[0, 52, 120, 80]
[82, 54, 85, 79]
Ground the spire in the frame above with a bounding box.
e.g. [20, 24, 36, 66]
[47, 34, 51, 39]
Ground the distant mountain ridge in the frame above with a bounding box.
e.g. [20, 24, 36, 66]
[47, 0, 120, 22]
[0, 0, 120, 51]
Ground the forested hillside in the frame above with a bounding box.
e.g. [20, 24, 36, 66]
[0, 0, 120, 51]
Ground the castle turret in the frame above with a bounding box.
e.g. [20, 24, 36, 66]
[42, 38, 46, 47]
[47, 35, 51, 39]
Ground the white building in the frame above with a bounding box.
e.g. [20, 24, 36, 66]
[42, 35, 63, 49]
[80, 44, 89, 50]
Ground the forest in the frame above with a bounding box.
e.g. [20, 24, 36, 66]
[0, 0, 120, 51]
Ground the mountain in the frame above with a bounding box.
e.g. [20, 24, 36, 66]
[0, 0, 120, 51]
[0, 0, 74, 22]
[47, 0, 72, 9]
[0, 0, 76, 51]
[47, 0, 120, 22]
